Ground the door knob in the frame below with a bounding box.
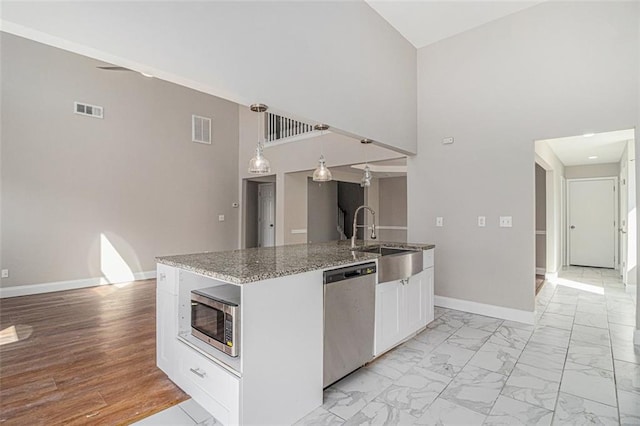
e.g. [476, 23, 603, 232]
[570, 225, 576, 229]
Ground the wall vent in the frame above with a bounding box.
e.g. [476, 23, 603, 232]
[74, 102, 103, 118]
[192, 115, 212, 144]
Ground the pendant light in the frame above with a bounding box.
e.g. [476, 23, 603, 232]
[360, 138, 373, 187]
[248, 103, 271, 174]
[313, 124, 332, 182]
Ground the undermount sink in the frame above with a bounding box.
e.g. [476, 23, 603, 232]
[355, 245, 423, 283]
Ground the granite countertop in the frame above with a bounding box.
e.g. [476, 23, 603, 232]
[156, 240, 435, 285]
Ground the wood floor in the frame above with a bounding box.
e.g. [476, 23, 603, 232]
[0, 280, 188, 425]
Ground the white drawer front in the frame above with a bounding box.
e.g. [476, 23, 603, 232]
[423, 249, 434, 269]
[178, 344, 240, 410]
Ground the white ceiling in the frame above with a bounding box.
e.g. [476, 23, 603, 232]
[365, 1, 544, 48]
[541, 129, 635, 167]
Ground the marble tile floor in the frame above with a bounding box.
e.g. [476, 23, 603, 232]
[297, 266, 639, 425]
[139, 266, 638, 425]
[132, 399, 217, 425]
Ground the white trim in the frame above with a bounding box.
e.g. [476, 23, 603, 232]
[376, 226, 408, 230]
[0, 271, 156, 298]
[290, 229, 307, 234]
[535, 230, 546, 235]
[434, 295, 535, 324]
[634, 329, 640, 346]
[536, 267, 546, 275]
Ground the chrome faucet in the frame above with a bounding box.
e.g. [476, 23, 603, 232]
[351, 205, 377, 248]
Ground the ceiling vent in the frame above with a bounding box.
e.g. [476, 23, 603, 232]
[74, 102, 103, 119]
[192, 115, 212, 145]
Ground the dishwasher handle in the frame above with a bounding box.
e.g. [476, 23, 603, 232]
[324, 262, 376, 284]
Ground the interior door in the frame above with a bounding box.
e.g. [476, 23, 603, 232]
[258, 183, 275, 247]
[568, 179, 615, 268]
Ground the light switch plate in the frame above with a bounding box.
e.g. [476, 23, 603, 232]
[436, 217, 444, 227]
[1, 269, 8, 278]
[499, 216, 512, 227]
[478, 216, 486, 227]
[218, 215, 225, 222]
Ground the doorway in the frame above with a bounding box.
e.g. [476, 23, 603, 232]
[567, 178, 617, 268]
[243, 176, 276, 248]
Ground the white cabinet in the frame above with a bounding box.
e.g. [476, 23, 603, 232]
[374, 249, 435, 357]
[375, 270, 428, 356]
[157, 264, 178, 376]
[375, 279, 403, 356]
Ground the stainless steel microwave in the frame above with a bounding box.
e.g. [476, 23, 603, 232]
[191, 285, 240, 357]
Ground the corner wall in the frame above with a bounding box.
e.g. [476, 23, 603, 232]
[410, 1, 639, 315]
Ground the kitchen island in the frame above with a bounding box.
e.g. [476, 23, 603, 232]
[156, 240, 435, 425]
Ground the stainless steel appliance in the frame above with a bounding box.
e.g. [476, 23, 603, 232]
[323, 262, 376, 387]
[191, 285, 240, 357]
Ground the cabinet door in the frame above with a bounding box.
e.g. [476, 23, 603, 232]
[375, 280, 403, 356]
[425, 267, 435, 325]
[404, 270, 427, 336]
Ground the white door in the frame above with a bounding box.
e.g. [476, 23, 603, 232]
[568, 179, 616, 268]
[374, 280, 403, 356]
[258, 183, 275, 247]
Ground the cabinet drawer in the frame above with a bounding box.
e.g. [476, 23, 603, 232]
[178, 343, 240, 410]
[423, 249, 434, 269]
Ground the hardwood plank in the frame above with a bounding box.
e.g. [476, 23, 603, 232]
[0, 280, 188, 424]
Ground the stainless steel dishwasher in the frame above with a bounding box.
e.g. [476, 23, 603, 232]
[323, 262, 377, 388]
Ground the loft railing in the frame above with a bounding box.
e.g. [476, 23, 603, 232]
[265, 112, 315, 143]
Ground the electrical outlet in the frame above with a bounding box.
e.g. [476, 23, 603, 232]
[478, 216, 486, 227]
[436, 217, 444, 227]
[218, 215, 225, 222]
[1, 269, 8, 278]
[499, 216, 513, 227]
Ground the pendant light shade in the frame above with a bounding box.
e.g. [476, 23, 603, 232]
[248, 144, 271, 174]
[313, 155, 332, 182]
[313, 124, 332, 182]
[360, 138, 373, 187]
[248, 103, 271, 174]
[360, 164, 372, 187]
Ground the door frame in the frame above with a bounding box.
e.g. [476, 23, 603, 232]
[566, 177, 618, 269]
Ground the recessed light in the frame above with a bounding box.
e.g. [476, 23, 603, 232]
[588, 155, 598, 159]
[583, 133, 595, 137]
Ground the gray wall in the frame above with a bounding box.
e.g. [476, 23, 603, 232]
[410, 1, 639, 313]
[565, 163, 620, 179]
[535, 165, 546, 271]
[1, 34, 240, 287]
[337, 182, 364, 239]
[378, 177, 408, 242]
[307, 179, 338, 244]
[2, 1, 417, 153]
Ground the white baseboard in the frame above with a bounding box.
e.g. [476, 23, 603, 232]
[634, 329, 640, 346]
[435, 295, 535, 325]
[535, 267, 546, 276]
[0, 271, 156, 298]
